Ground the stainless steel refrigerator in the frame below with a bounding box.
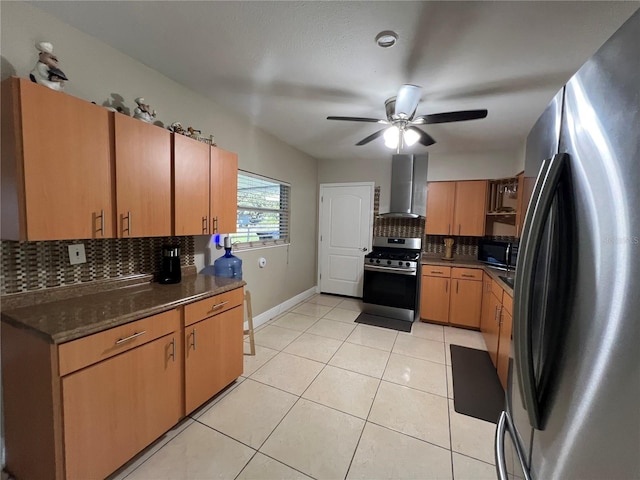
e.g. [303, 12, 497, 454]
[496, 8, 640, 480]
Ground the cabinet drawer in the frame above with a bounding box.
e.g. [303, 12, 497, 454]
[491, 279, 504, 303]
[184, 287, 244, 326]
[421, 265, 451, 277]
[502, 292, 513, 316]
[58, 308, 180, 376]
[451, 267, 482, 281]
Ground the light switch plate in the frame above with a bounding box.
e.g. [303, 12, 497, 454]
[68, 244, 86, 265]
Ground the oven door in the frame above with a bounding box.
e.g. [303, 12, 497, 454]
[362, 265, 418, 310]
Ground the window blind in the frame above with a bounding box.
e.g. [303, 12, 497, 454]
[228, 171, 290, 249]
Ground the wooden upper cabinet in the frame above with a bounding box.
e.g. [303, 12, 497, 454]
[515, 172, 526, 238]
[173, 134, 210, 235]
[453, 180, 487, 236]
[425, 182, 456, 235]
[115, 115, 171, 237]
[210, 146, 238, 234]
[1, 77, 114, 240]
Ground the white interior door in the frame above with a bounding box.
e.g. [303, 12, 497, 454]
[319, 183, 374, 297]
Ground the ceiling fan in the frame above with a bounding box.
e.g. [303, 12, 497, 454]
[327, 84, 488, 152]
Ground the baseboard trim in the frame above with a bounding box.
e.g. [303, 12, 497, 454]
[245, 286, 317, 330]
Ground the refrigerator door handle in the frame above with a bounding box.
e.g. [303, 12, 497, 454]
[495, 412, 509, 480]
[514, 153, 568, 429]
[495, 411, 532, 480]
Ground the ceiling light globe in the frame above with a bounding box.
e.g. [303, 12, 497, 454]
[403, 128, 420, 147]
[384, 126, 399, 149]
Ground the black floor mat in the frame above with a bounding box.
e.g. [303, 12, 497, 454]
[354, 312, 412, 332]
[450, 344, 505, 424]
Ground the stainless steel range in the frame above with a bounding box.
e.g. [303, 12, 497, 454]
[362, 236, 422, 322]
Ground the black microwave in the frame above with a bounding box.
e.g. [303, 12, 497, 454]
[478, 238, 518, 269]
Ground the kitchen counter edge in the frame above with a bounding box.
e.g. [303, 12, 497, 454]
[421, 257, 514, 296]
[0, 274, 246, 344]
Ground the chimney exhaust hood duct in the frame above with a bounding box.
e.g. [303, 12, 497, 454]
[380, 154, 428, 218]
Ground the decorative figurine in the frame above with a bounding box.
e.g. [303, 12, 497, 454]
[133, 97, 156, 123]
[187, 126, 202, 139]
[29, 41, 68, 91]
[169, 122, 187, 135]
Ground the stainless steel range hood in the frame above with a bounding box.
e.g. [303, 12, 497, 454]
[379, 154, 429, 218]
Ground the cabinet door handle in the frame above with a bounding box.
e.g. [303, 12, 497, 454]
[211, 300, 229, 311]
[494, 305, 499, 322]
[445, 280, 449, 293]
[191, 328, 197, 351]
[96, 209, 105, 237]
[169, 337, 176, 362]
[213, 216, 219, 233]
[456, 280, 459, 294]
[122, 211, 132, 236]
[202, 216, 208, 234]
[115, 330, 146, 345]
[458, 224, 461, 235]
[448, 224, 451, 235]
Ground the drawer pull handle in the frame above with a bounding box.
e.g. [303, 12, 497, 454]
[211, 300, 229, 311]
[115, 330, 146, 345]
[432, 270, 443, 274]
[461, 274, 474, 278]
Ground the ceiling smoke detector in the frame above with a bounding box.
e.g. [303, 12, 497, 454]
[375, 31, 398, 48]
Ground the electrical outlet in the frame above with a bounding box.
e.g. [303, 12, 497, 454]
[68, 244, 86, 265]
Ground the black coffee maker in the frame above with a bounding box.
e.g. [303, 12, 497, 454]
[159, 245, 181, 284]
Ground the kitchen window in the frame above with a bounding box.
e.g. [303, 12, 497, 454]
[228, 171, 290, 249]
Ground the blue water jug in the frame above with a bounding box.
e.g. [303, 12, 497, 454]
[213, 247, 243, 279]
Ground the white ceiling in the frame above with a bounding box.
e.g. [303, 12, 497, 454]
[34, 1, 638, 163]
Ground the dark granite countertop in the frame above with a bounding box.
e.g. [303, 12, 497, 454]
[421, 256, 514, 297]
[1, 274, 246, 344]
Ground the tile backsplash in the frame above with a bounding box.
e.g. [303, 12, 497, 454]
[0, 237, 195, 296]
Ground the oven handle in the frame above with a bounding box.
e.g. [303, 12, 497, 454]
[364, 265, 417, 276]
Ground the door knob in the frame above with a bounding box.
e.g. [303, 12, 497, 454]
[361, 247, 368, 252]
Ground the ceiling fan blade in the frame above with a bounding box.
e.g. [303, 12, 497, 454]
[327, 116, 386, 123]
[356, 128, 387, 146]
[406, 126, 436, 146]
[394, 84, 422, 119]
[413, 109, 488, 125]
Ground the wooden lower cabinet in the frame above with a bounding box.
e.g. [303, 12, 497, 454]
[1, 287, 245, 480]
[62, 332, 182, 479]
[420, 266, 483, 328]
[449, 278, 483, 328]
[481, 281, 502, 365]
[497, 307, 513, 389]
[185, 304, 244, 413]
[480, 275, 514, 389]
[420, 275, 450, 323]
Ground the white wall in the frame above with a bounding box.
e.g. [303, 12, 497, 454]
[427, 150, 523, 181]
[318, 149, 523, 213]
[0, 2, 319, 316]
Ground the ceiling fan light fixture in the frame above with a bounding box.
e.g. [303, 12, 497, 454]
[375, 30, 398, 48]
[403, 128, 420, 147]
[384, 126, 400, 148]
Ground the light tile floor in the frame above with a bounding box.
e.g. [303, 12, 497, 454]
[111, 294, 498, 480]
